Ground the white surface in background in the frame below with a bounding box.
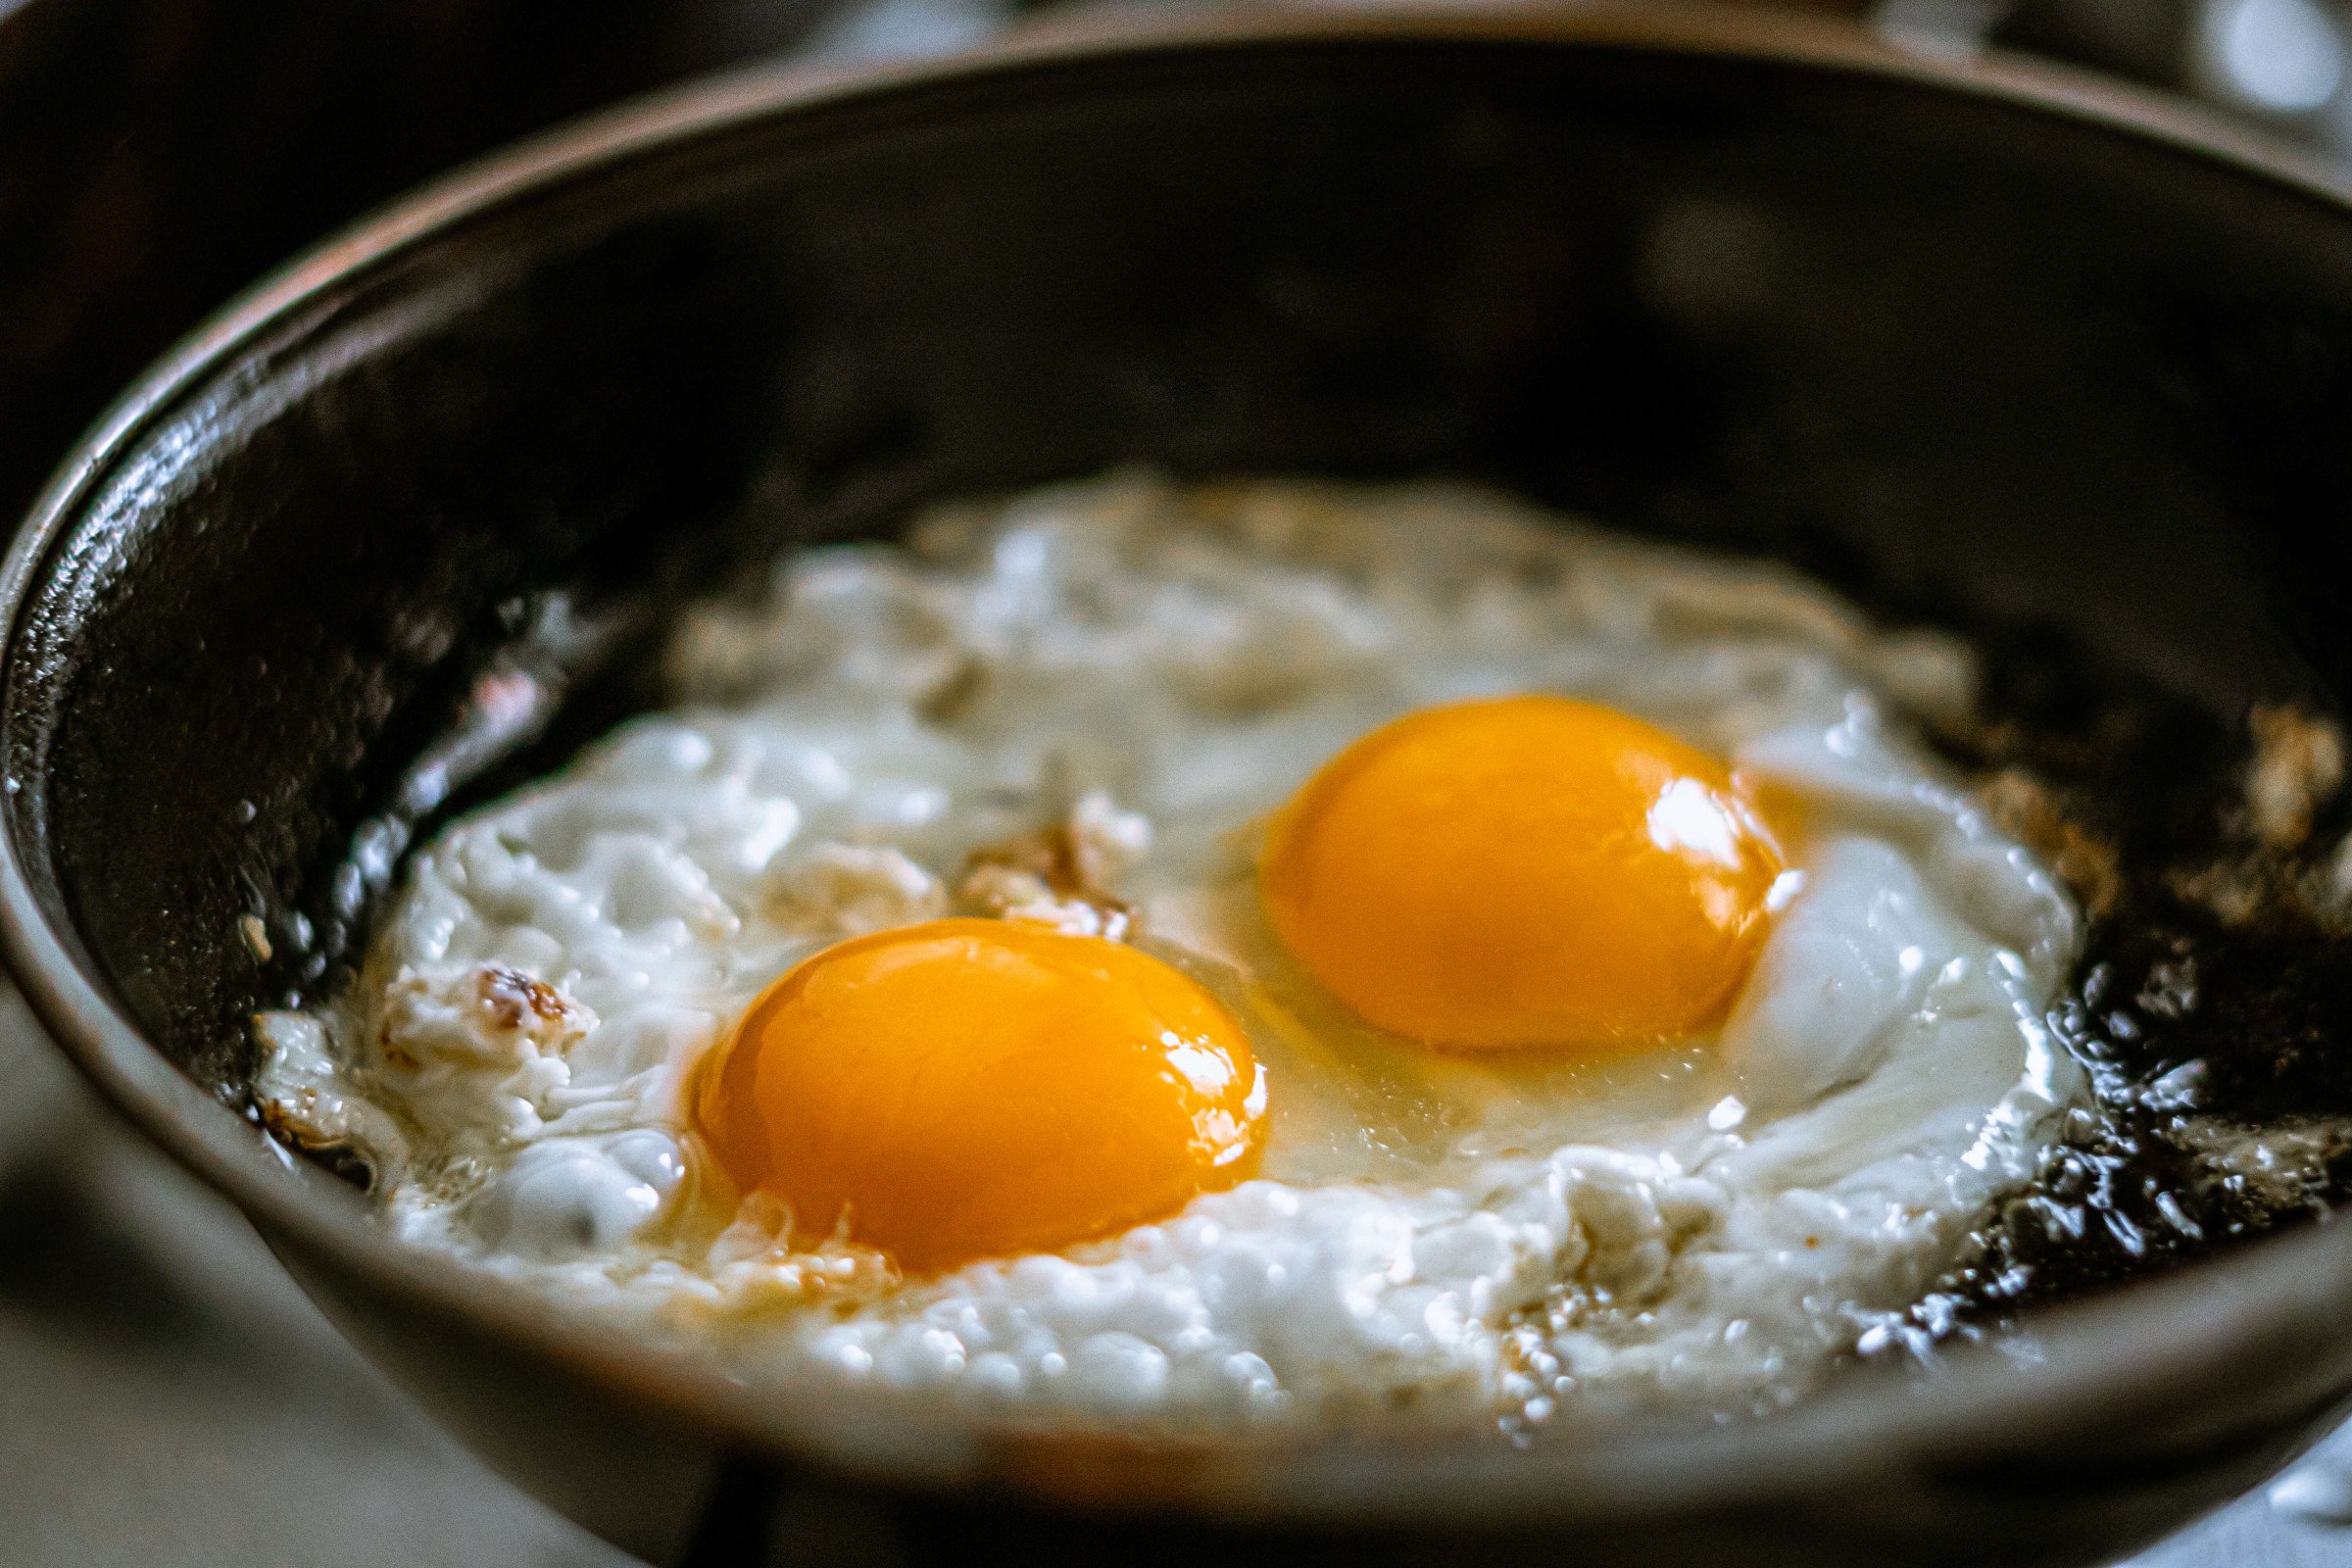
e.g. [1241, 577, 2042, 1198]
[0, 989, 629, 1568]
[2131, 1423, 2352, 1567]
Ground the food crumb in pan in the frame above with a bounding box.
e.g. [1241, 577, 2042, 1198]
[765, 843, 946, 937]
[2175, 1114, 2350, 1210]
[2245, 703, 2345, 851]
[1979, 768, 2124, 919]
[252, 1010, 406, 1181]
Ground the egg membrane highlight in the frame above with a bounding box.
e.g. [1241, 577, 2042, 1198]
[256, 472, 2082, 1436]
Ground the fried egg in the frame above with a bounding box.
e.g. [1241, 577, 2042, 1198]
[256, 472, 2082, 1435]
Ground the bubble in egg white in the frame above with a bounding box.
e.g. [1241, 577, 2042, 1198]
[472, 1130, 686, 1260]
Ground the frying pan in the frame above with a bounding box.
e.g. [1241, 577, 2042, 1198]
[8, 6, 2352, 1564]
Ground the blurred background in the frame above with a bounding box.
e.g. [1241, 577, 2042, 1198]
[8, 0, 2352, 1563]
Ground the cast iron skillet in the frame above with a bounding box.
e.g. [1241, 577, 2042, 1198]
[11, 5, 2352, 1564]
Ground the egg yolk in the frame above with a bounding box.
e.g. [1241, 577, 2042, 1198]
[693, 918, 1265, 1274]
[1259, 695, 1784, 1051]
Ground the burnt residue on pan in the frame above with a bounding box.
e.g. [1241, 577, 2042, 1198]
[1886, 630, 2352, 1355]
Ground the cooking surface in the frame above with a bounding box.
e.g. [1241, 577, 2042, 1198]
[0, 986, 2342, 1567]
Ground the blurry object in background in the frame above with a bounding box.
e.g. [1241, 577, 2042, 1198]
[2192, 0, 2346, 114]
[2273, 1457, 2352, 1527]
[1873, 0, 2015, 61]
[796, 0, 1012, 63]
[1991, 0, 2352, 156]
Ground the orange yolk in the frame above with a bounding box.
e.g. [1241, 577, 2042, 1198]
[1259, 695, 1784, 1051]
[692, 918, 1266, 1274]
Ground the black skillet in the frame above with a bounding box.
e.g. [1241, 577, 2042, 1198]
[10, 6, 2352, 1564]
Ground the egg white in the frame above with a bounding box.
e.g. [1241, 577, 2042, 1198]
[257, 471, 2082, 1434]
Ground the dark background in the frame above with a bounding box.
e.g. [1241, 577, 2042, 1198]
[0, 0, 2247, 540]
